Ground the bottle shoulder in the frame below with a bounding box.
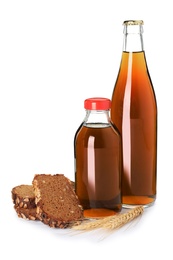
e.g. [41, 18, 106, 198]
[120, 51, 147, 68]
[75, 124, 120, 139]
[111, 51, 157, 117]
[114, 51, 154, 90]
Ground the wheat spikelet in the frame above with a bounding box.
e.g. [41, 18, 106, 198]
[72, 206, 144, 231]
[102, 206, 144, 230]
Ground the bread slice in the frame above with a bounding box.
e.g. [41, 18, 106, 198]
[12, 184, 36, 209]
[12, 184, 39, 221]
[32, 174, 83, 228]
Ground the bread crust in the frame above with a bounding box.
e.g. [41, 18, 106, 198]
[14, 206, 39, 221]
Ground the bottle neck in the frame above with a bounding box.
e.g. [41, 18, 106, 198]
[84, 110, 110, 127]
[123, 24, 144, 52]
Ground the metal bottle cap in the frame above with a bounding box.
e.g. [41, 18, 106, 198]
[123, 20, 144, 26]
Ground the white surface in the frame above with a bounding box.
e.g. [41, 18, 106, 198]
[0, 1, 172, 259]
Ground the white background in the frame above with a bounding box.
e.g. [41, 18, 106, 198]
[0, 0, 172, 259]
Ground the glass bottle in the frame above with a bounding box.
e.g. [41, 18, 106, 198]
[74, 97, 122, 218]
[111, 20, 157, 208]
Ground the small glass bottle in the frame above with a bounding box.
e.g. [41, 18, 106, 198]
[111, 20, 157, 207]
[74, 97, 122, 218]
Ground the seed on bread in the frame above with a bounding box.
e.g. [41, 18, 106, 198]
[14, 206, 39, 221]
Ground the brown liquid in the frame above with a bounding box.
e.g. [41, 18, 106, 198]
[111, 51, 157, 207]
[74, 125, 122, 217]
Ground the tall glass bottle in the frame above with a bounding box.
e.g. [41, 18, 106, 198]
[111, 20, 157, 207]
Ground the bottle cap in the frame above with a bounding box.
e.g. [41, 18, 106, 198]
[123, 20, 144, 25]
[84, 97, 111, 110]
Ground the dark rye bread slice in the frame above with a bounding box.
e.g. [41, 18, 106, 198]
[12, 184, 36, 209]
[12, 184, 39, 221]
[32, 174, 83, 228]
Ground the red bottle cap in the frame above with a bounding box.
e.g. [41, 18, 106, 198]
[84, 97, 111, 110]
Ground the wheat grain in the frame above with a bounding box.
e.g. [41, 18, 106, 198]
[72, 206, 144, 231]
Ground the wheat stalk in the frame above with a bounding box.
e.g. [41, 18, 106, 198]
[71, 206, 144, 231]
